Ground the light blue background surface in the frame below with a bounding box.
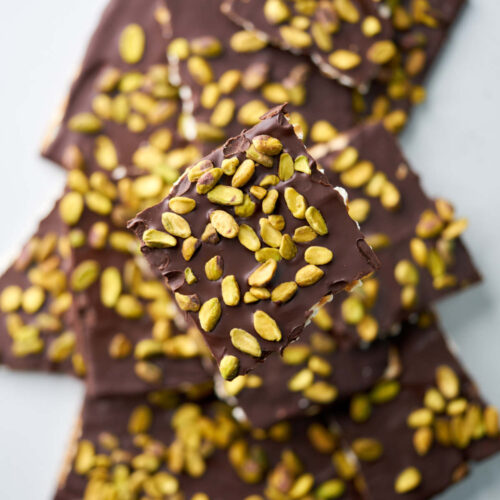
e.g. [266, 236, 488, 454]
[0, 1, 499, 498]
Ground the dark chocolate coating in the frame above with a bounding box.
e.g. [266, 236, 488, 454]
[55, 393, 358, 500]
[0, 202, 80, 376]
[165, 0, 356, 152]
[229, 332, 390, 428]
[42, 0, 188, 174]
[72, 250, 212, 397]
[322, 235, 481, 349]
[310, 123, 480, 346]
[223, 0, 394, 89]
[313, 122, 476, 243]
[129, 106, 379, 375]
[359, 0, 466, 127]
[335, 319, 500, 500]
[68, 181, 212, 397]
[314, 123, 430, 240]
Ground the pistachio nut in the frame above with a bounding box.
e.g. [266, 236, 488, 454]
[230, 328, 262, 357]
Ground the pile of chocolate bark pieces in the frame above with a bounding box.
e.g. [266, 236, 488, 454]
[1, 1, 498, 499]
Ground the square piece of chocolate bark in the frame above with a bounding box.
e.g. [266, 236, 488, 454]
[129, 105, 379, 379]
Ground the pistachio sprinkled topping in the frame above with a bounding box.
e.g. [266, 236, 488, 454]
[226, 0, 394, 88]
[10, 7, 494, 500]
[65, 392, 354, 500]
